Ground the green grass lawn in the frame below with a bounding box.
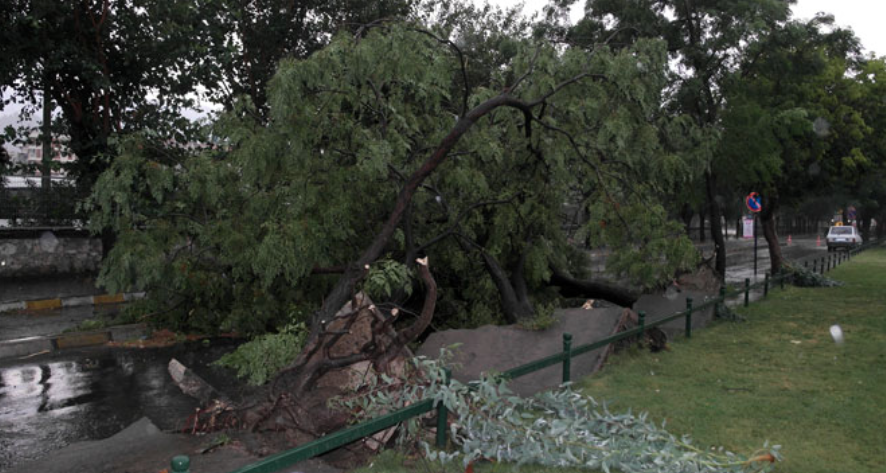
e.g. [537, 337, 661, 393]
[577, 248, 886, 473]
[353, 248, 886, 473]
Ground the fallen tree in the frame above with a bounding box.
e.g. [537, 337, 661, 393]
[93, 16, 699, 447]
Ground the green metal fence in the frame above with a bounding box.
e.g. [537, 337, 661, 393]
[168, 240, 880, 473]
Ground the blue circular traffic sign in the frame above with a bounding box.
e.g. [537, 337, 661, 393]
[746, 192, 762, 213]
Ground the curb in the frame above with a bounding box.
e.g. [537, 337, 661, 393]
[0, 323, 149, 360]
[0, 291, 146, 314]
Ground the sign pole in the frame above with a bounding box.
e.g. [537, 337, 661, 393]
[745, 192, 763, 278]
[754, 214, 758, 276]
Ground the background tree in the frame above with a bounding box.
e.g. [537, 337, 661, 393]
[0, 0, 414, 194]
[578, 0, 795, 279]
[719, 15, 864, 273]
[846, 57, 886, 239]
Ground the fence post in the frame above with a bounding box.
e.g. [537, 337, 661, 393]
[171, 456, 190, 473]
[717, 287, 726, 318]
[562, 333, 573, 384]
[638, 311, 646, 336]
[436, 368, 451, 448]
[744, 278, 750, 307]
[764, 272, 769, 297]
[685, 297, 693, 338]
[812, 258, 818, 273]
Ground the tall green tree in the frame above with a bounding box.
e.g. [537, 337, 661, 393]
[719, 15, 865, 272]
[0, 0, 415, 187]
[847, 57, 886, 239]
[577, 0, 795, 278]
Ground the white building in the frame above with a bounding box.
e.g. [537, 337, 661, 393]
[23, 131, 77, 176]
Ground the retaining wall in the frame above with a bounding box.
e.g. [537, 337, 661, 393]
[0, 229, 102, 278]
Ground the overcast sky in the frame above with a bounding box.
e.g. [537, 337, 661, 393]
[515, 0, 885, 57]
[3, 1, 883, 128]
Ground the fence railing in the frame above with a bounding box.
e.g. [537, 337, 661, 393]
[167, 240, 881, 473]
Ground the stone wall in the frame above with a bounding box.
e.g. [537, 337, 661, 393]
[0, 230, 102, 278]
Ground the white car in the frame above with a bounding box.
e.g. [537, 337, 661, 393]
[826, 226, 862, 251]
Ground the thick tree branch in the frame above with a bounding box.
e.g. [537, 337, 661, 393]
[548, 265, 639, 308]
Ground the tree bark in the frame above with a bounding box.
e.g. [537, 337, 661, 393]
[479, 249, 534, 324]
[548, 266, 640, 308]
[704, 170, 726, 279]
[860, 211, 872, 241]
[698, 209, 706, 242]
[680, 203, 693, 236]
[761, 192, 784, 274]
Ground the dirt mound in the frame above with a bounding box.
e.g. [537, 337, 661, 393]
[417, 306, 623, 397]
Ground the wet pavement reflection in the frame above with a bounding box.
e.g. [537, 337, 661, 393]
[0, 342, 243, 472]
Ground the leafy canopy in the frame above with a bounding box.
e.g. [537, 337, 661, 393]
[90, 18, 697, 333]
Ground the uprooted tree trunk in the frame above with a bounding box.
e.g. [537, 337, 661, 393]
[218, 258, 438, 449]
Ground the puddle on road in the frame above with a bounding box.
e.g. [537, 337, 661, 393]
[0, 342, 244, 471]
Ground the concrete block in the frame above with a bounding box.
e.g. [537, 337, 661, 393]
[124, 292, 147, 301]
[0, 336, 54, 359]
[0, 301, 26, 313]
[62, 295, 95, 308]
[26, 298, 62, 310]
[94, 293, 125, 305]
[55, 331, 110, 349]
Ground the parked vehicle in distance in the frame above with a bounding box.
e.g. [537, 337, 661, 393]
[826, 226, 862, 251]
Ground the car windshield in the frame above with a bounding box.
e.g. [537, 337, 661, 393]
[829, 227, 853, 235]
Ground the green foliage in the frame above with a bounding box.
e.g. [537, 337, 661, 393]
[364, 259, 413, 300]
[517, 300, 558, 331]
[582, 202, 699, 288]
[213, 322, 308, 386]
[338, 352, 780, 472]
[783, 262, 844, 288]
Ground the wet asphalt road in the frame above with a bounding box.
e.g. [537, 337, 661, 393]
[0, 342, 245, 472]
[722, 236, 844, 284]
